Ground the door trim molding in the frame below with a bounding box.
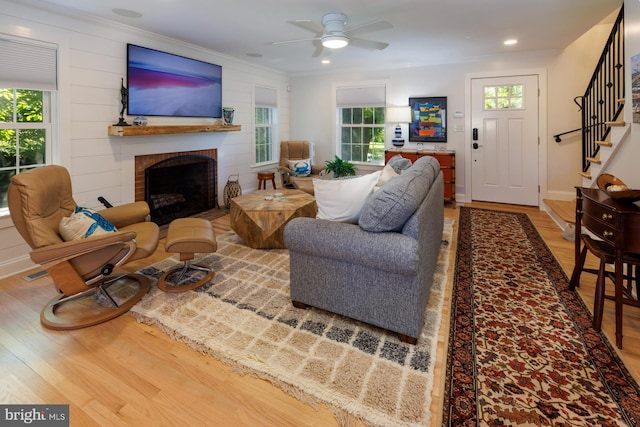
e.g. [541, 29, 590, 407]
[463, 68, 548, 208]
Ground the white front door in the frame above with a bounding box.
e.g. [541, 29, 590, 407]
[471, 75, 540, 206]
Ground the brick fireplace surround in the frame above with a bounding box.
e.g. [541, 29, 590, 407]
[133, 149, 217, 203]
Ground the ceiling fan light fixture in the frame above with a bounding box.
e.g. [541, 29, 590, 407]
[322, 34, 349, 49]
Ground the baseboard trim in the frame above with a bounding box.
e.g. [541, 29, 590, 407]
[0, 256, 37, 280]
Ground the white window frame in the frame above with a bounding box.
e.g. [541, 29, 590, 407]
[334, 83, 387, 165]
[338, 106, 386, 164]
[483, 84, 525, 110]
[254, 85, 277, 166]
[0, 89, 53, 217]
[0, 35, 57, 218]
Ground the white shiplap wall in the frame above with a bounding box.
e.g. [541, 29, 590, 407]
[0, 1, 290, 277]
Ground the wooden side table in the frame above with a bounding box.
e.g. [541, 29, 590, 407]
[257, 171, 276, 190]
[569, 187, 640, 349]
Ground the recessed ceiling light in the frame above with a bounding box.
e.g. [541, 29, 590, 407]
[321, 59, 331, 64]
[112, 8, 142, 18]
[504, 39, 518, 46]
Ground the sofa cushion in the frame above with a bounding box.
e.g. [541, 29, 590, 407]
[388, 154, 412, 174]
[407, 155, 440, 185]
[314, 171, 381, 223]
[288, 158, 311, 176]
[59, 206, 117, 241]
[358, 168, 430, 233]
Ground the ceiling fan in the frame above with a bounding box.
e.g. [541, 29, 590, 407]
[268, 13, 392, 57]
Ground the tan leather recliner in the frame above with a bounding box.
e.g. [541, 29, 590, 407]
[8, 165, 160, 330]
[278, 140, 326, 195]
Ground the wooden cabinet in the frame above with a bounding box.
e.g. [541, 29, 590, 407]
[385, 149, 455, 204]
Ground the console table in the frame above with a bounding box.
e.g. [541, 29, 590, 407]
[569, 187, 640, 348]
[385, 149, 455, 204]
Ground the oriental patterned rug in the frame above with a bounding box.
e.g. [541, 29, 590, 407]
[131, 219, 453, 427]
[443, 207, 640, 426]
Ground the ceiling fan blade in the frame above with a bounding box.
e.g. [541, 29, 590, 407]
[312, 46, 325, 57]
[345, 20, 392, 37]
[349, 37, 389, 51]
[311, 40, 331, 58]
[267, 36, 320, 46]
[289, 20, 324, 35]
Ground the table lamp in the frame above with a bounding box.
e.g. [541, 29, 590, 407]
[386, 106, 412, 148]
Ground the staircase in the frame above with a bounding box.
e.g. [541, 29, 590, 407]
[544, 118, 630, 231]
[578, 116, 629, 180]
[544, 6, 626, 235]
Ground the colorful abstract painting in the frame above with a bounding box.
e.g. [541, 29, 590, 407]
[409, 96, 447, 142]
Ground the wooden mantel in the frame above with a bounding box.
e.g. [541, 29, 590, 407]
[108, 124, 241, 137]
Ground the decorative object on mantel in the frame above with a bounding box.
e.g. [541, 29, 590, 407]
[222, 107, 235, 125]
[223, 174, 242, 208]
[386, 105, 411, 148]
[113, 78, 130, 126]
[133, 116, 148, 126]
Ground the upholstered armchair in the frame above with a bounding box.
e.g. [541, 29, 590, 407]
[278, 140, 326, 194]
[8, 165, 160, 330]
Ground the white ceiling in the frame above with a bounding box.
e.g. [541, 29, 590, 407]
[11, 0, 622, 75]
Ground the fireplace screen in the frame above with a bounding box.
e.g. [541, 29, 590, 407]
[145, 154, 217, 225]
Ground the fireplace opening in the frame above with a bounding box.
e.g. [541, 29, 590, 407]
[145, 154, 217, 225]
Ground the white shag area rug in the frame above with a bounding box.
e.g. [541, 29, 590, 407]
[131, 219, 453, 427]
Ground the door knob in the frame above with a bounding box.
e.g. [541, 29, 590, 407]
[473, 142, 479, 149]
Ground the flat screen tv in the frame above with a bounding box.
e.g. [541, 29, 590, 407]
[126, 44, 222, 118]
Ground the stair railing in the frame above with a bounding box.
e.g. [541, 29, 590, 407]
[552, 6, 625, 173]
[580, 6, 624, 172]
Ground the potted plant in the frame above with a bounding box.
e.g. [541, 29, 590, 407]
[324, 156, 356, 178]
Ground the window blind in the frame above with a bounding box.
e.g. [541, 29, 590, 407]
[255, 86, 277, 107]
[336, 85, 385, 107]
[0, 37, 57, 90]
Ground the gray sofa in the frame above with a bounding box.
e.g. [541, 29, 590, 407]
[283, 155, 444, 344]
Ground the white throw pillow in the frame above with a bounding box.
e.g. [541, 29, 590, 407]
[313, 171, 382, 223]
[59, 207, 117, 241]
[288, 158, 311, 176]
[375, 163, 399, 191]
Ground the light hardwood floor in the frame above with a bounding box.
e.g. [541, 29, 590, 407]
[1, 202, 639, 426]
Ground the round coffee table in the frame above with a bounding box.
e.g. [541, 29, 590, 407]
[229, 189, 317, 249]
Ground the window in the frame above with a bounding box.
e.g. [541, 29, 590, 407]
[484, 84, 524, 110]
[0, 37, 57, 212]
[255, 107, 274, 164]
[339, 107, 385, 163]
[336, 85, 386, 164]
[0, 89, 52, 209]
[255, 86, 277, 164]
